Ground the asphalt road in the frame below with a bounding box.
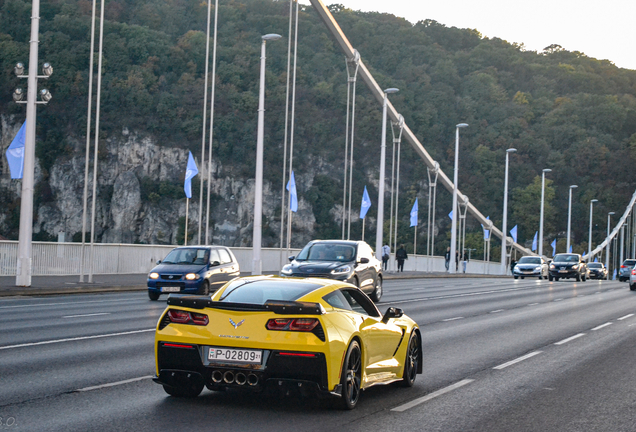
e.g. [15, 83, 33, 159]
[2, 278, 636, 431]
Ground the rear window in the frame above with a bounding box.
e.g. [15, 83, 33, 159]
[219, 279, 322, 305]
[622, 260, 636, 266]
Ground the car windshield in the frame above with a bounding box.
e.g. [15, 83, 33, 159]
[622, 260, 636, 266]
[588, 263, 602, 268]
[518, 257, 541, 264]
[219, 279, 322, 304]
[161, 248, 209, 265]
[296, 243, 356, 262]
[553, 254, 579, 263]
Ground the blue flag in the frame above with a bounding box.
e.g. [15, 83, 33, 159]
[569, 244, 572, 253]
[551, 239, 557, 256]
[6, 121, 26, 179]
[184, 151, 198, 199]
[410, 198, 418, 227]
[287, 170, 298, 212]
[359, 186, 371, 219]
[532, 231, 538, 252]
[613, 268, 617, 280]
[510, 225, 518, 243]
[481, 216, 490, 240]
[594, 257, 598, 262]
[448, 210, 453, 220]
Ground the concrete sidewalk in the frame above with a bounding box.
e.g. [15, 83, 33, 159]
[0, 271, 506, 297]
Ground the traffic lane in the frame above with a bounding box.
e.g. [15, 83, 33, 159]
[0, 331, 155, 406]
[349, 303, 636, 431]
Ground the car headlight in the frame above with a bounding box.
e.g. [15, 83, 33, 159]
[185, 273, 199, 280]
[149, 272, 159, 279]
[549, 264, 555, 269]
[571, 264, 579, 270]
[331, 265, 352, 275]
[281, 265, 293, 275]
[535, 266, 542, 271]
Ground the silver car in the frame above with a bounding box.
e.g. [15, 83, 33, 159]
[513, 256, 548, 280]
[619, 259, 636, 282]
[629, 266, 636, 291]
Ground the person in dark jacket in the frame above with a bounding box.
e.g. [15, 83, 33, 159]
[396, 245, 408, 272]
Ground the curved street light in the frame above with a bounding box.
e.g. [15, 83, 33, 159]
[500, 148, 517, 275]
[538, 168, 552, 257]
[566, 185, 578, 252]
[449, 123, 468, 274]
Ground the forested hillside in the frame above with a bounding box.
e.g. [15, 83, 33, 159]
[1, 0, 635, 256]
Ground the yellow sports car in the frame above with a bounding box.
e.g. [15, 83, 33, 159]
[153, 276, 421, 409]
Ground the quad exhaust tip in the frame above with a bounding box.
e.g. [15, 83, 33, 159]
[235, 372, 247, 385]
[223, 371, 235, 384]
[211, 370, 224, 384]
[247, 373, 259, 386]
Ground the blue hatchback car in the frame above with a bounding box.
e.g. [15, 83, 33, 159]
[147, 246, 240, 300]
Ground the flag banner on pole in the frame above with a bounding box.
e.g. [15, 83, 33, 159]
[448, 210, 453, 220]
[594, 257, 598, 262]
[184, 151, 198, 199]
[410, 198, 418, 227]
[569, 244, 572, 253]
[551, 239, 557, 256]
[359, 186, 371, 219]
[510, 225, 518, 243]
[481, 216, 490, 240]
[6, 121, 26, 179]
[532, 231, 538, 252]
[287, 170, 298, 212]
[613, 268, 617, 280]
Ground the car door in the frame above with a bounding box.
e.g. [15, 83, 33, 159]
[217, 247, 240, 280]
[206, 248, 226, 291]
[355, 243, 376, 292]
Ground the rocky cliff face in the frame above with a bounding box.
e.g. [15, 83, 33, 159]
[0, 116, 317, 247]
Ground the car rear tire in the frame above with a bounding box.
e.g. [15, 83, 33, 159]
[514, 276, 518, 280]
[370, 276, 383, 302]
[402, 332, 419, 388]
[338, 340, 362, 410]
[631, 284, 636, 291]
[148, 291, 160, 301]
[198, 280, 210, 296]
[162, 381, 204, 398]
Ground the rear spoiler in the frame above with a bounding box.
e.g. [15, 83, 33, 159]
[167, 295, 324, 315]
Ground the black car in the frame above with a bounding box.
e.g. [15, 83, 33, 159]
[548, 253, 588, 282]
[280, 240, 383, 301]
[587, 262, 608, 279]
[147, 246, 240, 300]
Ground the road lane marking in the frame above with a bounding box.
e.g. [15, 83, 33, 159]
[554, 333, 586, 345]
[490, 309, 504, 314]
[618, 314, 634, 321]
[553, 298, 563, 302]
[380, 286, 529, 306]
[528, 303, 539, 306]
[62, 313, 111, 318]
[493, 351, 542, 370]
[0, 298, 148, 310]
[442, 317, 464, 322]
[76, 375, 153, 392]
[0, 328, 154, 350]
[391, 379, 474, 412]
[591, 322, 612, 331]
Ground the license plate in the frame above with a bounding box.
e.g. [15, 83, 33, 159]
[160, 286, 181, 292]
[208, 347, 262, 364]
[559, 270, 568, 273]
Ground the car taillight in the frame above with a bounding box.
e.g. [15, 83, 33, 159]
[266, 318, 319, 332]
[166, 309, 209, 326]
[632, 269, 636, 275]
[621, 265, 627, 268]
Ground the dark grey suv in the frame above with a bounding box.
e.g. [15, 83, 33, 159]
[548, 253, 588, 282]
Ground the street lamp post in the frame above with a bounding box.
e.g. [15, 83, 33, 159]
[500, 148, 517, 275]
[588, 199, 598, 259]
[538, 168, 551, 257]
[607, 212, 615, 280]
[252, 33, 281, 275]
[566, 185, 578, 252]
[449, 123, 468, 274]
[375, 88, 399, 261]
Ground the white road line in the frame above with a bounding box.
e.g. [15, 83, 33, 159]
[0, 328, 155, 350]
[528, 303, 539, 306]
[381, 286, 529, 306]
[442, 317, 464, 322]
[493, 351, 542, 370]
[63, 313, 111, 319]
[591, 322, 612, 331]
[553, 298, 563, 302]
[618, 314, 634, 321]
[391, 379, 474, 412]
[0, 298, 146, 310]
[554, 333, 586, 345]
[76, 375, 153, 392]
[490, 309, 504, 314]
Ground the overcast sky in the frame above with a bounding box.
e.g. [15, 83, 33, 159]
[306, 0, 635, 70]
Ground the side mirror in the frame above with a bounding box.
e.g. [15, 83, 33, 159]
[288, 255, 295, 262]
[382, 307, 404, 324]
[156, 260, 161, 264]
[359, 257, 370, 264]
[210, 260, 221, 267]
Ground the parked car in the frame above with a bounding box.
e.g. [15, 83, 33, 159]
[548, 253, 588, 282]
[280, 240, 383, 301]
[587, 262, 608, 279]
[619, 259, 636, 282]
[513, 256, 549, 280]
[153, 276, 421, 409]
[147, 246, 240, 300]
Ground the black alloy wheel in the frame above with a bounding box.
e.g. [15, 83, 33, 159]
[339, 340, 362, 410]
[162, 381, 204, 398]
[370, 276, 383, 302]
[148, 291, 160, 301]
[630, 284, 636, 291]
[402, 332, 419, 387]
[198, 280, 210, 296]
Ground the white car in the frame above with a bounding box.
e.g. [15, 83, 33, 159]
[513, 256, 549, 280]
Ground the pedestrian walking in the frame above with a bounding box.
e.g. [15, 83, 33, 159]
[396, 244, 408, 272]
[445, 247, 450, 271]
[462, 252, 468, 273]
[381, 244, 390, 271]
